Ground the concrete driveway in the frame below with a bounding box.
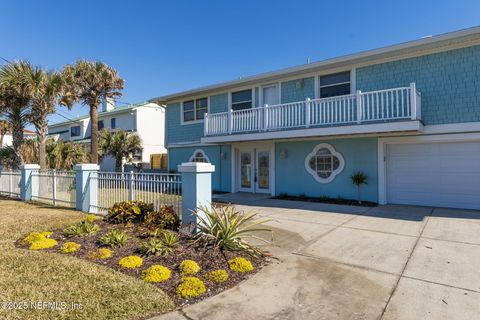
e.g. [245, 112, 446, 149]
[154, 197, 480, 320]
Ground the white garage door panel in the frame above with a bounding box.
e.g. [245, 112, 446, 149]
[386, 141, 480, 210]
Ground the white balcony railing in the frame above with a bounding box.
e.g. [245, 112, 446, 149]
[204, 83, 421, 136]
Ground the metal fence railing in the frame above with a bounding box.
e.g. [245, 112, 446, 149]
[31, 170, 76, 208]
[89, 172, 182, 216]
[0, 170, 21, 199]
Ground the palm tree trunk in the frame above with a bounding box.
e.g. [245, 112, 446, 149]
[357, 185, 362, 204]
[36, 124, 47, 169]
[115, 156, 123, 172]
[11, 120, 24, 169]
[90, 104, 99, 164]
[0, 133, 4, 147]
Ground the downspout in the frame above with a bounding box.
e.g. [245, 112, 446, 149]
[219, 145, 222, 192]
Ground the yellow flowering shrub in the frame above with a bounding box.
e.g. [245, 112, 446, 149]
[84, 214, 98, 224]
[88, 248, 113, 260]
[29, 238, 58, 250]
[176, 277, 206, 298]
[179, 260, 201, 275]
[23, 231, 53, 244]
[205, 269, 229, 283]
[59, 242, 81, 254]
[141, 265, 172, 283]
[228, 257, 254, 272]
[118, 255, 143, 269]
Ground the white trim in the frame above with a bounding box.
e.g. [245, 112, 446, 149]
[202, 120, 423, 143]
[377, 132, 480, 204]
[305, 143, 345, 184]
[423, 122, 480, 134]
[180, 96, 210, 125]
[151, 27, 480, 103]
[188, 148, 210, 163]
[260, 83, 281, 107]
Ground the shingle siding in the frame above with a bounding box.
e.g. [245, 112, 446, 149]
[281, 77, 315, 103]
[357, 45, 480, 125]
[165, 102, 203, 144]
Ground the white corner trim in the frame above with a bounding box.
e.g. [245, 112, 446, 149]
[189, 149, 210, 163]
[305, 143, 345, 184]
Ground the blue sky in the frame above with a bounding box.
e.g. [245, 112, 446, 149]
[1, 0, 479, 126]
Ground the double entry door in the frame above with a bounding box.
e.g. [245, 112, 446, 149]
[238, 148, 272, 194]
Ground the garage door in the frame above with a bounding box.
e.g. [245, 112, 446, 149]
[386, 141, 480, 210]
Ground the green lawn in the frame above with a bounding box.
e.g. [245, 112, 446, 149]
[0, 198, 173, 320]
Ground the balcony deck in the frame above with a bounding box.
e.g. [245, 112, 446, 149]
[202, 83, 422, 143]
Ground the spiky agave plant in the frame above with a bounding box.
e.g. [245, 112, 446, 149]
[350, 171, 368, 204]
[192, 204, 272, 257]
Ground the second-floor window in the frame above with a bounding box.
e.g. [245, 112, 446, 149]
[70, 126, 81, 137]
[231, 89, 252, 111]
[319, 71, 351, 98]
[183, 98, 208, 123]
[98, 120, 104, 130]
[111, 118, 116, 129]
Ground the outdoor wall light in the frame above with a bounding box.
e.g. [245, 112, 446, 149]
[220, 152, 227, 160]
[279, 148, 288, 159]
[295, 79, 304, 90]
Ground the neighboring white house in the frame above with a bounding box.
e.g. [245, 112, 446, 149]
[47, 100, 167, 171]
[1, 129, 36, 147]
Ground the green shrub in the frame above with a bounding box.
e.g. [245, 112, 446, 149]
[63, 221, 99, 238]
[106, 200, 154, 224]
[192, 204, 271, 257]
[144, 205, 180, 230]
[228, 257, 254, 272]
[205, 269, 229, 283]
[179, 260, 201, 275]
[157, 230, 180, 255]
[100, 230, 129, 247]
[59, 242, 81, 254]
[141, 265, 171, 283]
[176, 277, 206, 298]
[139, 238, 164, 256]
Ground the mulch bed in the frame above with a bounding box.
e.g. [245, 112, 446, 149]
[271, 195, 377, 207]
[15, 219, 269, 307]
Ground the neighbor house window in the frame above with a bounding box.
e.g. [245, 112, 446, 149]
[305, 143, 344, 183]
[70, 126, 81, 137]
[111, 118, 116, 129]
[189, 149, 210, 163]
[98, 120, 104, 130]
[183, 97, 208, 123]
[319, 71, 351, 98]
[231, 89, 252, 111]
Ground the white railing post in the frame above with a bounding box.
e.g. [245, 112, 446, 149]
[203, 113, 208, 136]
[263, 104, 268, 131]
[410, 82, 417, 120]
[52, 169, 57, 206]
[228, 109, 233, 134]
[128, 171, 134, 201]
[305, 98, 311, 128]
[356, 90, 362, 123]
[8, 169, 12, 198]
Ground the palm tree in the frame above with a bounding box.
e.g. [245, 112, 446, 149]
[62, 61, 124, 164]
[99, 129, 143, 172]
[0, 119, 11, 146]
[46, 139, 88, 170]
[27, 68, 64, 169]
[0, 61, 33, 168]
[350, 171, 368, 204]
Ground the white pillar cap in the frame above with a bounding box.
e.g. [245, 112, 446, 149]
[74, 163, 100, 171]
[178, 162, 215, 173]
[19, 164, 41, 169]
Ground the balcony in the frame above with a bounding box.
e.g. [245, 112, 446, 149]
[202, 83, 422, 143]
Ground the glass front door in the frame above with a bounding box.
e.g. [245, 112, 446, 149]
[256, 150, 270, 192]
[237, 148, 271, 194]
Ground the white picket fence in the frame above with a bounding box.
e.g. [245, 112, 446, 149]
[31, 170, 76, 208]
[89, 171, 182, 215]
[0, 170, 21, 199]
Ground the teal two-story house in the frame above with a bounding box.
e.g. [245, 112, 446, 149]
[150, 27, 480, 210]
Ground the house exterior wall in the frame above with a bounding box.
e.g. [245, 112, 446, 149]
[168, 145, 232, 192]
[275, 137, 378, 202]
[281, 76, 315, 103]
[356, 44, 480, 125]
[135, 106, 167, 162]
